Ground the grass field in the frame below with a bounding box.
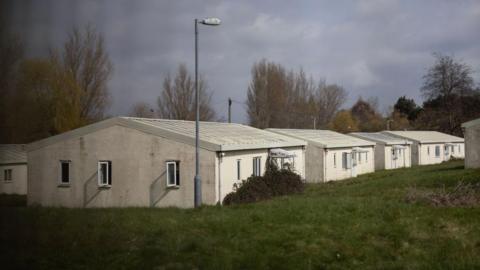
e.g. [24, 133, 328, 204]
[1, 160, 480, 269]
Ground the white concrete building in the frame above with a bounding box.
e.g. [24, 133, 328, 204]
[267, 129, 375, 182]
[0, 144, 28, 195]
[27, 117, 306, 208]
[462, 118, 480, 169]
[350, 132, 412, 170]
[382, 131, 464, 166]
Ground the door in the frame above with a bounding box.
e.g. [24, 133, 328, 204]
[391, 148, 397, 169]
[351, 152, 357, 177]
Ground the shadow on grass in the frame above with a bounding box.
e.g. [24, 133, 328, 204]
[426, 164, 464, 172]
[0, 194, 26, 207]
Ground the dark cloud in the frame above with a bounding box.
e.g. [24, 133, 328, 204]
[4, 0, 480, 123]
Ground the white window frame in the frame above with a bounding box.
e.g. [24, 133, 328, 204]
[342, 152, 352, 170]
[236, 159, 241, 180]
[435, 146, 440, 157]
[333, 153, 337, 168]
[166, 161, 180, 187]
[4, 169, 12, 182]
[98, 161, 111, 187]
[253, 157, 261, 176]
[59, 160, 71, 185]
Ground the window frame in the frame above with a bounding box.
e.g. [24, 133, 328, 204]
[97, 161, 112, 187]
[4, 169, 12, 182]
[333, 153, 337, 168]
[59, 160, 71, 185]
[435, 146, 440, 157]
[166, 161, 180, 187]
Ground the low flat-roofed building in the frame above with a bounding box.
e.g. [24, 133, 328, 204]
[382, 131, 464, 166]
[350, 132, 412, 170]
[27, 117, 307, 208]
[0, 144, 28, 195]
[267, 129, 375, 182]
[462, 118, 480, 169]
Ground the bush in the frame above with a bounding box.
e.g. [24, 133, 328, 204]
[223, 161, 305, 205]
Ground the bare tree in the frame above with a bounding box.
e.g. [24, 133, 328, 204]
[420, 53, 477, 134]
[314, 82, 348, 128]
[157, 64, 215, 121]
[53, 25, 113, 123]
[421, 53, 474, 99]
[247, 59, 348, 129]
[130, 102, 155, 118]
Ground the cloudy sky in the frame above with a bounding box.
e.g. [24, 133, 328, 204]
[4, 0, 480, 123]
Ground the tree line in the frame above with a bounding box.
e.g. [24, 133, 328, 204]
[0, 25, 112, 143]
[2, 23, 479, 144]
[245, 55, 480, 136]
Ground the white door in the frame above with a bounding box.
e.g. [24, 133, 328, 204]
[444, 145, 449, 161]
[351, 152, 357, 177]
[391, 149, 397, 169]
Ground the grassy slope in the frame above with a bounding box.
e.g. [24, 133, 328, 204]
[1, 160, 480, 269]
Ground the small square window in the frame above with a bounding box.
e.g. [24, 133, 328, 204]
[166, 161, 180, 187]
[98, 161, 112, 186]
[60, 160, 71, 184]
[4, 169, 12, 182]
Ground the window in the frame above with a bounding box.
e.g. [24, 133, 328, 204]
[366, 152, 368, 162]
[253, 157, 261, 176]
[333, 153, 337, 168]
[236, 159, 241, 180]
[60, 160, 71, 184]
[359, 153, 362, 163]
[166, 161, 180, 187]
[342, 152, 352, 169]
[458, 145, 461, 153]
[427, 146, 430, 156]
[98, 161, 112, 186]
[435, 146, 440, 157]
[451, 145, 455, 154]
[4, 169, 12, 182]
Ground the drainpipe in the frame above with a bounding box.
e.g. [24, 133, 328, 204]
[323, 148, 327, 183]
[217, 152, 224, 204]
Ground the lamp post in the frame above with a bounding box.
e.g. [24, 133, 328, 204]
[194, 17, 221, 208]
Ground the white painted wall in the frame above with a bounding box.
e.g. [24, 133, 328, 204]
[0, 164, 27, 195]
[324, 146, 375, 181]
[384, 145, 411, 170]
[215, 146, 305, 203]
[418, 143, 465, 165]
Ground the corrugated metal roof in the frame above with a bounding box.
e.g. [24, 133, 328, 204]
[266, 129, 375, 148]
[27, 117, 307, 152]
[382, 131, 464, 143]
[0, 144, 27, 164]
[127, 118, 307, 151]
[350, 132, 412, 145]
[462, 117, 480, 128]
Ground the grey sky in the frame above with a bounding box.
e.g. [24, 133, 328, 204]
[4, 0, 480, 123]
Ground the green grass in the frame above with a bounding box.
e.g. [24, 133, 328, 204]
[1, 160, 480, 269]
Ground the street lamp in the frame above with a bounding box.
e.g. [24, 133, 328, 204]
[194, 17, 221, 208]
